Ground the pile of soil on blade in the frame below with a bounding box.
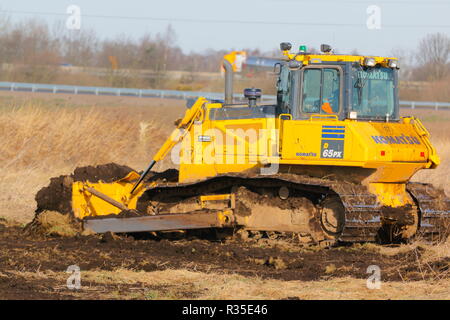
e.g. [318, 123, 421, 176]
[34, 163, 180, 217]
[34, 163, 136, 217]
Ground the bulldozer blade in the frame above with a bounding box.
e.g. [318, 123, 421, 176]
[72, 170, 146, 220]
[83, 211, 234, 234]
[85, 187, 129, 211]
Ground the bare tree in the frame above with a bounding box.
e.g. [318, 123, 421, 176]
[59, 24, 98, 67]
[416, 33, 450, 80]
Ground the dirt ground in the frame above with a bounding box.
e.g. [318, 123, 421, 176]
[1, 219, 449, 299]
[0, 91, 449, 300]
[1, 219, 450, 299]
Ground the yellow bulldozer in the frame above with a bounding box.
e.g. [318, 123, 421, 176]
[37, 43, 449, 245]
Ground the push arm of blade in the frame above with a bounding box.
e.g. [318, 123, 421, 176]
[130, 97, 206, 194]
[86, 187, 129, 211]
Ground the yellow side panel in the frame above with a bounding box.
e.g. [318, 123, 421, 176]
[279, 118, 431, 183]
[357, 122, 430, 162]
[281, 120, 353, 162]
[178, 115, 275, 182]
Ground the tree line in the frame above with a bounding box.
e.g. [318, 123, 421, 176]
[0, 16, 448, 82]
[0, 17, 269, 73]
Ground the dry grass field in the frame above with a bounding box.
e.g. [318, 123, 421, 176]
[0, 91, 449, 300]
[0, 91, 185, 223]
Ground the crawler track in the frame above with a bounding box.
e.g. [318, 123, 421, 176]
[137, 172, 449, 243]
[407, 183, 450, 241]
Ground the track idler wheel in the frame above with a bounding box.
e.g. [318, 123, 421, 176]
[312, 196, 345, 245]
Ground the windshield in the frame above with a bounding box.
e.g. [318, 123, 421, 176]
[352, 67, 397, 120]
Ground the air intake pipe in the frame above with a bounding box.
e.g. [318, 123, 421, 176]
[223, 59, 234, 104]
[244, 88, 262, 107]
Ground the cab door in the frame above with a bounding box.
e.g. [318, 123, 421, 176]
[281, 65, 345, 161]
[295, 65, 343, 119]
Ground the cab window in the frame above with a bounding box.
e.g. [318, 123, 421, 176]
[301, 68, 340, 114]
[352, 67, 396, 120]
[276, 64, 292, 112]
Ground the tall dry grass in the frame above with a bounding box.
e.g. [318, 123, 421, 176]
[0, 94, 185, 222]
[0, 105, 163, 170]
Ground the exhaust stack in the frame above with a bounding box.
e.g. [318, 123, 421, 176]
[223, 59, 234, 104]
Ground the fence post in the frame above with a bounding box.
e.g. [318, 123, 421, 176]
[435, 102, 439, 111]
[411, 102, 415, 109]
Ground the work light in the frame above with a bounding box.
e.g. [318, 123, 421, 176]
[364, 57, 376, 67]
[388, 59, 399, 69]
[280, 42, 292, 51]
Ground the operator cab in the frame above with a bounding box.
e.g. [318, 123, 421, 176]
[276, 43, 400, 122]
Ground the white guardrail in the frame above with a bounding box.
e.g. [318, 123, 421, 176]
[0, 81, 449, 110]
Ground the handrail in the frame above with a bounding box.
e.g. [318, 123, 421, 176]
[309, 114, 339, 121]
[278, 113, 292, 120]
[407, 117, 440, 168]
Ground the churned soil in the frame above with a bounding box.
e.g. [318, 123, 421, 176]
[1, 219, 449, 299]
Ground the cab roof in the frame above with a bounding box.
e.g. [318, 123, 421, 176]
[283, 52, 397, 67]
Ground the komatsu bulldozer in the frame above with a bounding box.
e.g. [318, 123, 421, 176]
[38, 43, 450, 245]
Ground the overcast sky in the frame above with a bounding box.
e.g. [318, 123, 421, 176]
[1, 0, 449, 56]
